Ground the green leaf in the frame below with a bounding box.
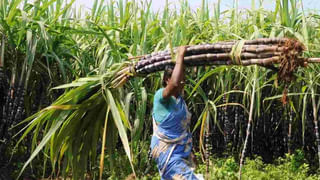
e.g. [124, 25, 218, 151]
[105, 89, 135, 175]
[17, 110, 71, 179]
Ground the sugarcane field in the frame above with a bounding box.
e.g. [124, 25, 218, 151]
[2, 0, 320, 179]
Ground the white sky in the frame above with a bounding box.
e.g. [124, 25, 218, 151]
[74, 0, 320, 12]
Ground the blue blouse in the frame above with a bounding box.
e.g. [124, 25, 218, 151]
[153, 88, 177, 123]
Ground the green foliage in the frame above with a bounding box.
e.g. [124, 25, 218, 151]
[194, 150, 319, 180]
[242, 151, 318, 180]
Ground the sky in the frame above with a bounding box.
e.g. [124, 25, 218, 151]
[74, 0, 320, 12]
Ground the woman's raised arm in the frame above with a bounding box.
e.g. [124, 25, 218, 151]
[162, 46, 187, 99]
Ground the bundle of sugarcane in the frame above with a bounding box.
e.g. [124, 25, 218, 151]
[112, 38, 320, 87]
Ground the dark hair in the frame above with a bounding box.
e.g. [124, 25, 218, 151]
[162, 66, 174, 87]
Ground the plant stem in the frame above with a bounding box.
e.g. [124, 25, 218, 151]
[239, 65, 257, 179]
[311, 87, 320, 168]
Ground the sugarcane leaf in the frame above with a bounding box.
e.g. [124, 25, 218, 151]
[68, 101, 103, 178]
[193, 103, 207, 133]
[42, 144, 49, 177]
[49, 51, 67, 82]
[6, 0, 22, 25]
[188, 66, 225, 98]
[44, 105, 80, 110]
[116, 100, 131, 130]
[132, 87, 147, 140]
[99, 106, 110, 180]
[77, 76, 101, 82]
[216, 103, 249, 115]
[53, 81, 99, 105]
[263, 92, 320, 102]
[52, 109, 85, 166]
[187, 78, 208, 102]
[52, 81, 89, 89]
[11, 110, 43, 130]
[105, 89, 135, 175]
[124, 92, 134, 120]
[91, 105, 107, 165]
[13, 111, 48, 147]
[212, 90, 248, 104]
[37, 0, 57, 17]
[58, 142, 68, 167]
[199, 106, 208, 161]
[53, 0, 75, 22]
[17, 110, 71, 179]
[208, 100, 224, 135]
[94, 23, 116, 50]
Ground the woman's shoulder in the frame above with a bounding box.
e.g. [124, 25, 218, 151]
[154, 88, 164, 99]
[155, 88, 164, 94]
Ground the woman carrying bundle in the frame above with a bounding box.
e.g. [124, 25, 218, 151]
[150, 46, 203, 180]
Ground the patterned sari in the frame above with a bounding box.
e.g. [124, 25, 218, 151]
[151, 95, 199, 180]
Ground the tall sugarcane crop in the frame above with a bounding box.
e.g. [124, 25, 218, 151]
[6, 0, 320, 178]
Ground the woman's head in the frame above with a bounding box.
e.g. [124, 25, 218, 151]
[162, 66, 174, 87]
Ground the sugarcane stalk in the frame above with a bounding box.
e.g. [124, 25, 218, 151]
[223, 95, 232, 149]
[203, 38, 287, 46]
[205, 130, 211, 177]
[137, 38, 287, 59]
[136, 59, 233, 74]
[5, 67, 16, 119]
[0, 67, 6, 141]
[311, 87, 320, 168]
[13, 87, 25, 123]
[241, 38, 289, 45]
[8, 83, 24, 124]
[191, 52, 279, 62]
[136, 55, 281, 75]
[307, 58, 320, 63]
[241, 56, 280, 66]
[0, 36, 6, 127]
[288, 107, 293, 154]
[1, 83, 13, 141]
[0, 35, 4, 68]
[239, 65, 257, 179]
[233, 105, 239, 153]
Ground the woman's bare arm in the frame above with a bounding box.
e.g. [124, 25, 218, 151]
[162, 46, 187, 99]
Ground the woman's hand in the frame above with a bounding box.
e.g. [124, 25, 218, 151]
[177, 46, 188, 63]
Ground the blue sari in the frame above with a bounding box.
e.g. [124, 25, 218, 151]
[151, 93, 198, 180]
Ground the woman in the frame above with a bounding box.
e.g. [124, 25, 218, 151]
[151, 46, 202, 180]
